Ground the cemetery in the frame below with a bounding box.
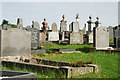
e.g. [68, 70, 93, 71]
[0, 14, 119, 79]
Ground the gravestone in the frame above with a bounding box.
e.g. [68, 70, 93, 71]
[60, 15, 67, 32]
[87, 16, 93, 33]
[69, 31, 83, 44]
[114, 28, 120, 48]
[109, 26, 114, 39]
[88, 31, 93, 44]
[82, 24, 86, 34]
[32, 21, 40, 30]
[31, 28, 39, 49]
[17, 18, 23, 28]
[0, 25, 2, 30]
[39, 32, 46, 42]
[26, 25, 32, 31]
[69, 23, 72, 32]
[51, 23, 57, 32]
[17, 24, 23, 29]
[70, 22, 80, 32]
[0, 28, 31, 56]
[93, 27, 109, 49]
[48, 32, 59, 41]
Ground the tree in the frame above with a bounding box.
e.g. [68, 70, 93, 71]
[1, 19, 9, 26]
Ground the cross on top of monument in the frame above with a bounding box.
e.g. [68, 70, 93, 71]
[89, 15, 92, 20]
[76, 13, 80, 22]
[61, 15, 67, 22]
[96, 17, 99, 21]
[76, 14, 80, 19]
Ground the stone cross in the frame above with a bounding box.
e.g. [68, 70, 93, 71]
[60, 15, 67, 32]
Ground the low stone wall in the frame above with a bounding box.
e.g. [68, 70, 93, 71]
[33, 58, 71, 66]
[2, 61, 100, 78]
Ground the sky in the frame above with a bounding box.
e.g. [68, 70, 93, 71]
[0, 1, 119, 30]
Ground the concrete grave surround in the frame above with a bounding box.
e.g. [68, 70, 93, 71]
[93, 27, 109, 49]
[0, 28, 31, 56]
[48, 32, 59, 41]
[69, 32, 83, 44]
[51, 23, 58, 32]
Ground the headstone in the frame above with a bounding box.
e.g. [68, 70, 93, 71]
[82, 24, 86, 34]
[60, 15, 67, 32]
[51, 23, 57, 32]
[26, 25, 32, 31]
[93, 27, 109, 49]
[31, 28, 39, 49]
[73, 22, 80, 32]
[39, 32, 46, 42]
[17, 18, 23, 28]
[0, 28, 31, 56]
[0, 26, 2, 30]
[69, 23, 72, 32]
[17, 24, 23, 29]
[48, 32, 59, 41]
[87, 31, 93, 44]
[109, 26, 114, 39]
[32, 21, 40, 30]
[69, 14, 80, 32]
[114, 28, 120, 48]
[69, 31, 83, 44]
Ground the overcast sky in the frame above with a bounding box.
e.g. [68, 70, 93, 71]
[1, 1, 118, 30]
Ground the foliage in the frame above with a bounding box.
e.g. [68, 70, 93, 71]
[1, 19, 17, 28]
[1, 19, 9, 26]
[109, 38, 114, 44]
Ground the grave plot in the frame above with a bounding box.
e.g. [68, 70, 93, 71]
[2, 59, 100, 78]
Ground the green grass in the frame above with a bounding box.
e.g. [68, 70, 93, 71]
[40, 42, 92, 53]
[34, 51, 119, 78]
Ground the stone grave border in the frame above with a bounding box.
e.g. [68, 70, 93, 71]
[2, 60, 100, 78]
